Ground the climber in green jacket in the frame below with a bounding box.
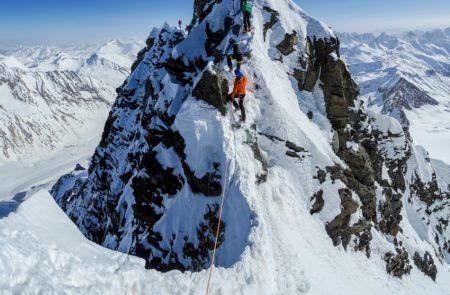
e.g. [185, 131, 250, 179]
[241, 0, 254, 32]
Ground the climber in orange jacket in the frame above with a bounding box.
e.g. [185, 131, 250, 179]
[228, 69, 247, 122]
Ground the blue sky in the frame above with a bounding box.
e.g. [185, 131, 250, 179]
[300, 0, 450, 32]
[0, 0, 449, 45]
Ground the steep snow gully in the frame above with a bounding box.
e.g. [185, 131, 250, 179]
[2, 0, 450, 294]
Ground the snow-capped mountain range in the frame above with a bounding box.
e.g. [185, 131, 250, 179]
[337, 29, 450, 164]
[0, 40, 142, 162]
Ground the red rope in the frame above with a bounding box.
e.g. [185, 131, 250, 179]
[205, 160, 229, 295]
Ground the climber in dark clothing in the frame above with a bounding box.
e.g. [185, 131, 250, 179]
[227, 69, 248, 122]
[241, 0, 254, 32]
[225, 41, 244, 71]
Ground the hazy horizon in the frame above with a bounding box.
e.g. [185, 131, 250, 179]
[1, 0, 449, 46]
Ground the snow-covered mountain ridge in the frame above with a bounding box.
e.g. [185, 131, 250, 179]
[41, 0, 450, 293]
[337, 29, 450, 164]
[0, 40, 142, 163]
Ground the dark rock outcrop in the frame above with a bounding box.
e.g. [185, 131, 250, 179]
[194, 0, 218, 24]
[294, 36, 360, 155]
[183, 204, 225, 271]
[205, 17, 234, 58]
[262, 6, 280, 41]
[410, 172, 442, 206]
[310, 190, 324, 215]
[314, 169, 327, 184]
[245, 126, 269, 184]
[286, 141, 306, 153]
[352, 225, 372, 257]
[413, 251, 438, 281]
[339, 145, 375, 186]
[384, 248, 412, 278]
[183, 161, 222, 197]
[50, 20, 242, 273]
[379, 188, 403, 236]
[192, 67, 229, 115]
[146, 36, 156, 48]
[326, 188, 359, 247]
[163, 56, 196, 85]
[74, 164, 85, 171]
[298, 36, 443, 268]
[276, 31, 299, 56]
[131, 48, 147, 72]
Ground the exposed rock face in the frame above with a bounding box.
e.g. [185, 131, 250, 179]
[163, 56, 195, 85]
[194, 0, 219, 24]
[244, 126, 269, 184]
[192, 67, 229, 115]
[299, 35, 449, 278]
[338, 145, 378, 219]
[384, 248, 412, 278]
[131, 36, 158, 72]
[314, 169, 327, 184]
[413, 251, 438, 281]
[377, 77, 439, 135]
[379, 188, 403, 236]
[326, 188, 360, 247]
[295, 36, 359, 154]
[182, 204, 225, 271]
[286, 141, 306, 153]
[339, 146, 375, 186]
[262, 6, 280, 41]
[52, 22, 252, 272]
[74, 164, 85, 171]
[205, 16, 234, 58]
[410, 172, 442, 206]
[276, 31, 299, 56]
[310, 190, 324, 214]
[382, 77, 438, 114]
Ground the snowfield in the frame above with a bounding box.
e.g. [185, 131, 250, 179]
[0, 131, 101, 201]
[1, 190, 450, 294]
[1, 1, 450, 294]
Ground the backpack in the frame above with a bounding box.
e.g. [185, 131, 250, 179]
[242, 0, 254, 13]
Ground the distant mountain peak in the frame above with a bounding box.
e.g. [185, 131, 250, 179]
[0, 39, 141, 162]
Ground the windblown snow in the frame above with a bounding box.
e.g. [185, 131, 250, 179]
[1, 1, 450, 294]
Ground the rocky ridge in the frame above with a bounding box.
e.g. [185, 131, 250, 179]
[52, 0, 450, 282]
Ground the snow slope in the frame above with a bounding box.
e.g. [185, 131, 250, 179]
[2, 0, 450, 294]
[2, 189, 449, 295]
[338, 29, 450, 164]
[0, 131, 100, 200]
